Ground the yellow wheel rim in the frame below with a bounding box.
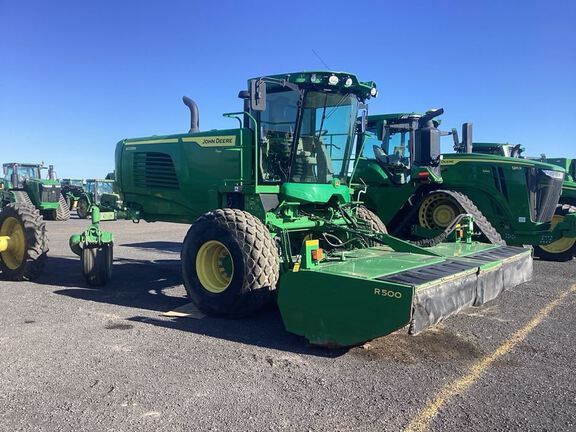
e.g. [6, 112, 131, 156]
[539, 215, 576, 254]
[196, 240, 234, 293]
[418, 193, 460, 229]
[0, 217, 26, 270]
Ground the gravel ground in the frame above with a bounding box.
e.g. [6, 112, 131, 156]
[1, 217, 575, 432]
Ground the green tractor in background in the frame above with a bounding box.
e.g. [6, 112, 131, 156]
[1, 163, 70, 221]
[61, 178, 85, 211]
[75, 179, 117, 219]
[453, 142, 576, 260]
[70, 72, 532, 347]
[353, 110, 576, 261]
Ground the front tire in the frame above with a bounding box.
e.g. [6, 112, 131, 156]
[82, 244, 113, 286]
[181, 208, 279, 317]
[76, 196, 90, 219]
[534, 204, 576, 262]
[0, 203, 48, 281]
[356, 205, 387, 234]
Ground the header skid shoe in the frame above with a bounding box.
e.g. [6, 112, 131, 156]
[278, 244, 532, 347]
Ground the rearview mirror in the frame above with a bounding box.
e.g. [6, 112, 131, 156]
[461, 122, 473, 153]
[250, 79, 267, 111]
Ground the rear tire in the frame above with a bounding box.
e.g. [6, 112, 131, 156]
[0, 203, 48, 281]
[181, 208, 279, 317]
[55, 194, 70, 221]
[82, 244, 113, 286]
[534, 204, 576, 262]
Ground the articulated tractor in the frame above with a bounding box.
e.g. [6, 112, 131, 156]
[70, 72, 532, 346]
[354, 110, 576, 261]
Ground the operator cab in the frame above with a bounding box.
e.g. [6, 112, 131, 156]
[359, 109, 446, 184]
[243, 72, 377, 189]
[86, 179, 114, 203]
[3, 163, 41, 188]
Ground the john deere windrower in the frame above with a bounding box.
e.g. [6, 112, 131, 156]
[70, 72, 532, 346]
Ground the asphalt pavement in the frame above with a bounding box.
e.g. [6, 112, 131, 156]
[1, 217, 575, 432]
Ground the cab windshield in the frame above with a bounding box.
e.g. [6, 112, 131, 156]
[96, 182, 114, 195]
[3, 165, 41, 181]
[86, 181, 113, 195]
[362, 124, 411, 166]
[259, 90, 358, 184]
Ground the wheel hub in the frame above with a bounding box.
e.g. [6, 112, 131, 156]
[418, 193, 461, 229]
[0, 217, 26, 270]
[196, 240, 234, 293]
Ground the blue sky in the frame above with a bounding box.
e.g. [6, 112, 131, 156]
[1, 0, 575, 178]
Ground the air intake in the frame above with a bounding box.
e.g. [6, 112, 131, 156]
[133, 152, 179, 190]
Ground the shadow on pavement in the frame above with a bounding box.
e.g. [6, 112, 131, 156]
[121, 241, 182, 253]
[49, 256, 342, 357]
[47, 256, 185, 312]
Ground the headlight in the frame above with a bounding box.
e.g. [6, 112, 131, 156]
[344, 77, 353, 87]
[370, 87, 378, 97]
[541, 169, 565, 179]
[328, 75, 339, 85]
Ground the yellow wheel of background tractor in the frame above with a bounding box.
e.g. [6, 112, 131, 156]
[418, 192, 463, 230]
[534, 205, 576, 261]
[0, 216, 26, 270]
[0, 203, 47, 280]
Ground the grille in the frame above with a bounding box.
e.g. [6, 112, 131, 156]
[133, 152, 179, 190]
[526, 168, 563, 223]
[40, 185, 61, 203]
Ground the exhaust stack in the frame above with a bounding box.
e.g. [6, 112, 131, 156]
[182, 96, 200, 133]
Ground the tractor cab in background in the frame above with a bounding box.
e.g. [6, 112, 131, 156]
[3, 163, 42, 188]
[357, 109, 452, 186]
